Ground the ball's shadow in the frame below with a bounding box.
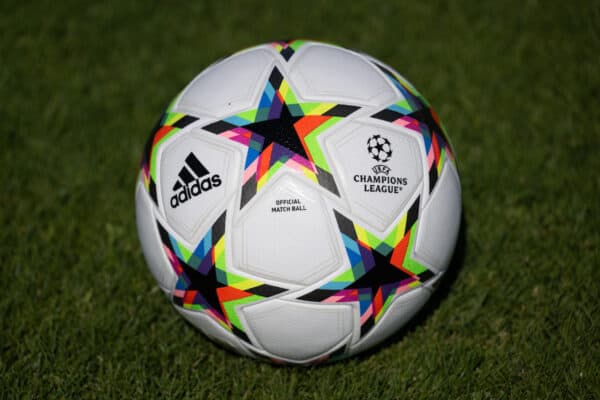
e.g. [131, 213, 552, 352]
[351, 212, 468, 363]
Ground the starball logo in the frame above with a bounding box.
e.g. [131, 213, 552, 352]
[352, 134, 408, 194]
[170, 153, 221, 208]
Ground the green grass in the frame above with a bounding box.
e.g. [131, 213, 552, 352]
[1, 0, 599, 398]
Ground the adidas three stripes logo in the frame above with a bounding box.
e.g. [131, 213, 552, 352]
[172, 153, 210, 191]
[170, 153, 222, 209]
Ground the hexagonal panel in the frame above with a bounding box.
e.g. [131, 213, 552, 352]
[324, 120, 424, 232]
[175, 47, 273, 118]
[348, 285, 432, 356]
[413, 162, 461, 273]
[158, 129, 242, 242]
[175, 306, 253, 357]
[288, 43, 397, 106]
[239, 299, 354, 363]
[231, 173, 343, 286]
[135, 181, 176, 292]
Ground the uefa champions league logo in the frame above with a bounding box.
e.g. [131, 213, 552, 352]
[367, 134, 392, 175]
[372, 164, 391, 175]
[367, 134, 392, 162]
[353, 134, 407, 192]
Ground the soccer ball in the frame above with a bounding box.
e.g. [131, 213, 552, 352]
[135, 40, 461, 365]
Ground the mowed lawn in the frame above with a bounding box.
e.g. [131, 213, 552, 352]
[1, 1, 598, 398]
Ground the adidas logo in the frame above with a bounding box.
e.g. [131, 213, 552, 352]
[170, 153, 222, 209]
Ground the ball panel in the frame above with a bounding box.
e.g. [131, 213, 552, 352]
[158, 129, 242, 243]
[232, 173, 343, 286]
[175, 305, 254, 357]
[348, 285, 432, 356]
[175, 48, 273, 118]
[240, 299, 354, 363]
[414, 163, 461, 273]
[324, 120, 424, 232]
[359, 54, 426, 107]
[288, 43, 397, 105]
[135, 181, 176, 292]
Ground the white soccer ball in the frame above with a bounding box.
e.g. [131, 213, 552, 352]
[135, 40, 461, 364]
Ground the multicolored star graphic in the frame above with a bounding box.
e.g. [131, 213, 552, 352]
[369, 61, 455, 193]
[300, 197, 434, 336]
[156, 211, 287, 342]
[203, 67, 361, 209]
[141, 52, 448, 346]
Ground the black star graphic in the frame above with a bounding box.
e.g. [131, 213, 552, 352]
[156, 214, 226, 316]
[173, 261, 226, 316]
[348, 251, 412, 290]
[243, 101, 306, 157]
[202, 67, 361, 208]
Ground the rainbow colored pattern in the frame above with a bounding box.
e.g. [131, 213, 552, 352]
[371, 62, 455, 193]
[300, 196, 434, 336]
[139, 44, 455, 349]
[270, 39, 307, 61]
[156, 212, 286, 342]
[140, 97, 198, 204]
[203, 67, 360, 208]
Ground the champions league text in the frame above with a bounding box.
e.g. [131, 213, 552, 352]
[353, 174, 408, 193]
